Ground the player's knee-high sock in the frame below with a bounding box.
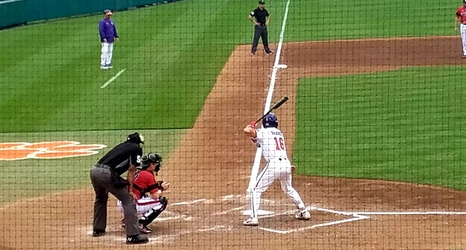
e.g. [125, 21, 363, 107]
[139, 197, 167, 226]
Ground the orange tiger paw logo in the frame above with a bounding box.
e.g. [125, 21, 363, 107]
[0, 141, 107, 161]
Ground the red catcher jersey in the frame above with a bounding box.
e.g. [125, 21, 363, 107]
[457, 6, 466, 24]
[133, 170, 158, 199]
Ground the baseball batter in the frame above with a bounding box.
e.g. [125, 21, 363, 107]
[243, 113, 310, 226]
[118, 152, 169, 234]
[455, 0, 466, 58]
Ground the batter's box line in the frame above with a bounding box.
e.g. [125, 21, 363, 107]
[257, 206, 370, 234]
[315, 207, 466, 216]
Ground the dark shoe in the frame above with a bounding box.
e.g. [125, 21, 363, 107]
[251, 52, 256, 56]
[92, 229, 105, 237]
[265, 50, 274, 55]
[462, 55, 466, 59]
[243, 217, 258, 226]
[126, 234, 149, 244]
[139, 225, 152, 234]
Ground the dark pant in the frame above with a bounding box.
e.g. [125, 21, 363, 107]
[90, 165, 140, 236]
[251, 25, 271, 53]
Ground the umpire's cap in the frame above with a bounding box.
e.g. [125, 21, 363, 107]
[127, 132, 145, 144]
[259, 1, 265, 4]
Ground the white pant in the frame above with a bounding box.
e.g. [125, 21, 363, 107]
[117, 196, 163, 215]
[249, 159, 306, 219]
[460, 24, 466, 56]
[101, 42, 114, 66]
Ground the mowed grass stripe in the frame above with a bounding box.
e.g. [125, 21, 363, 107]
[286, 0, 457, 41]
[0, 1, 238, 132]
[0, 0, 459, 133]
[294, 67, 466, 190]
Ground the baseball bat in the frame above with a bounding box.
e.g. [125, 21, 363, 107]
[254, 96, 289, 125]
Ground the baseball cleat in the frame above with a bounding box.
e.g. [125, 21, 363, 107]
[126, 234, 149, 244]
[100, 65, 109, 69]
[295, 210, 311, 220]
[92, 229, 106, 237]
[243, 217, 259, 226]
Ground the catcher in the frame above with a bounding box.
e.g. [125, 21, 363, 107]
[118, 152, 169, 233]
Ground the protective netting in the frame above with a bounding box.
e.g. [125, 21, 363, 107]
[1, 0, 466, 249]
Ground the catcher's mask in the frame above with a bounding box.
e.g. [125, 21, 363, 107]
[127, 132, 145, 144]
[262, 113, 278, 128]
[140, 152, 163, 174]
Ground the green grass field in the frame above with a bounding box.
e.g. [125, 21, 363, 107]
[294, 67, 466, 189]
[0, 0, 465, 205]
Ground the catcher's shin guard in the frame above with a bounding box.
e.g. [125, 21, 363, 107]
[139, 196, 168, 226]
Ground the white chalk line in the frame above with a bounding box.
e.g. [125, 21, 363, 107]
[247, 0, 292, 192]
[349, 211, 466, 215]
[213, 206, 244, 216]
[170, 198, 208, 206]
[254, 206, 466, 234]
[85, 196, 466, 242]
[314, 207, 466, 216]
[259, 216, 368, 234]
[100, 69, 126, 89]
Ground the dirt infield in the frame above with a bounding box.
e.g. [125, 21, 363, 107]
[2, 37, 466, 249]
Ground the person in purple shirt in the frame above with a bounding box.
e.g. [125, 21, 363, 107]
[99, 9, 119, 69]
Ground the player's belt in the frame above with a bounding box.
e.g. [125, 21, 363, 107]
[259, 23, 266, 26]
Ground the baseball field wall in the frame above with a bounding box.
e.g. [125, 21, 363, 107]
[0, 0, 178, 29]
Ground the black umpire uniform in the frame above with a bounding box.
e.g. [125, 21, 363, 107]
[90, 132, 148, 244]
[249, 0, 273, 55]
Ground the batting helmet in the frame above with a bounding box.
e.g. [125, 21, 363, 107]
[263, 113, 278, 128]
[127, 132, 145, 144]
[140, 152, 163, 172]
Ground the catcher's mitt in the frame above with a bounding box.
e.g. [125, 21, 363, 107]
[156, 181, 169, 191]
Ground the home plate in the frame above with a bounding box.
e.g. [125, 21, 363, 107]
[276, 64, 288, 69]
[242, 210, 274, 216]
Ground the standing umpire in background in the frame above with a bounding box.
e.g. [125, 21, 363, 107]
[249, 1, 273, 55]
[99, 9, 119, 69]
[90, 132, 149, 244]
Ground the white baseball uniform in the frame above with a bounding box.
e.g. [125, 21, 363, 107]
[248, 127, 307, 220]
[101, 42, 114, 67]
[117, 196, 164, 215]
